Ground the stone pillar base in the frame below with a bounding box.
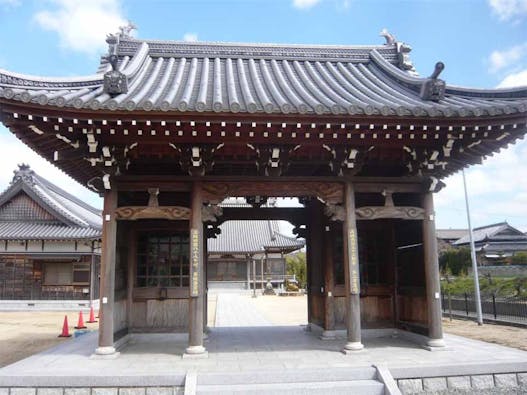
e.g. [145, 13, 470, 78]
[320, 330, 337, 340]
[341, 341, 364, 354]
[92, 346, 119, 359]
[183, 345, 208, 359]
[423, 338, 447, 351]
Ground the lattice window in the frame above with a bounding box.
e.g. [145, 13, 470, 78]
[136, 232, 189, 288]
[44, 262, 73, 285]
[72, 262, 90, 284]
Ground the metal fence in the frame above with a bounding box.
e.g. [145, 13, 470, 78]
[441, 291, 527, 324]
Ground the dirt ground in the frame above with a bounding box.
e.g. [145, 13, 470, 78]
[442, 318, 527, 351]
[0, 311, 99, 368]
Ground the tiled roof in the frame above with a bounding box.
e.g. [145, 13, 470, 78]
[0, 222, 101, 240]
[454, 222, 527, 245]
[1, 35, 526, 117]
[0, 165, 101, 240]
[436, 229, 467, 241]
[483, 242, 527, 253]
[208, 220, 304, 254]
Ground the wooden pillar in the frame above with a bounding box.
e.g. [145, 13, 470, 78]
[95, 189, 118, 355]
[321, 222, 336, 340]
[422, 192, 445, 348]
[342, 182, 363, 352]
[185, 181, 206, 356]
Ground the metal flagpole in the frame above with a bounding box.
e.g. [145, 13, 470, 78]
[462, 169, 483, 325]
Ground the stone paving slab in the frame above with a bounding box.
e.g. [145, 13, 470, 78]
[1, 326, 526, 387]
[1, 292, 526, 390]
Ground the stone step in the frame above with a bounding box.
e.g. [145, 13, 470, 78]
[197, 366, 378, 385]
[197, 380, 385, 394]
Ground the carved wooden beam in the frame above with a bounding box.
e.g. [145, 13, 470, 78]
[324, 203, 346, 221]
[202, 204, 223, 222]
[114, 187, 191, 220]
[355, 189, 424, 220]
[115, 206, 191, 220]
[202, 181, 343, 204]
[355, 206, 424, 220]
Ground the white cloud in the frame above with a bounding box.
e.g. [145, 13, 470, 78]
[33, 0, 128, 56]
[489, 43, 527, 73]
[183, 33, 198, 42]
[292, 0, 321, 10]
[489, 0, 527, 20]
[436, 139, 527, 231]
[497, 69, 527, 87]
[0, 128, 102, 210]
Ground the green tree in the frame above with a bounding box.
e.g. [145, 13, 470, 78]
[439, 247, 472, 276]
[511, 252, 527, 265]
[285, 252, 306, 288]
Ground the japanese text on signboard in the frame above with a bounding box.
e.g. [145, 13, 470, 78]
[190, 228, 199, 297]
[348, 228, 360, 295]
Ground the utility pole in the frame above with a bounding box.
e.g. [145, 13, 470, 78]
[462, 169, 483, 325]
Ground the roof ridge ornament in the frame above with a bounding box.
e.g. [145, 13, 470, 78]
[380, 28, 417, 74]
[380, 28, 396, 45]
[12, 163, 35, 185]
[420, 62, 446, 102]
[103, 30, 129, 96]
[118, 21, 137, 38]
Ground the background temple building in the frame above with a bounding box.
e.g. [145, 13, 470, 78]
[0, 27, 526, 357]
[453, 222, 527, 265]
[0, 165, 101, 301]
[207, 198, 305, 290]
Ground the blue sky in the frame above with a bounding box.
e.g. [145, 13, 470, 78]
[0, 0, 526, 231]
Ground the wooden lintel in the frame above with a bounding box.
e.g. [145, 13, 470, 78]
[115, 205, 190, 220]
[355, 206, 425, 220]
[202, 181, 344, 204]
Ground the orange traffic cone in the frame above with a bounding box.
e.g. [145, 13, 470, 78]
[58, 315, 72, 338]
[74, 311, 87, 329]
[87, 306, 97, 323]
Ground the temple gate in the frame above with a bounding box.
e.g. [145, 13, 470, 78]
[0, 28, 526, 357]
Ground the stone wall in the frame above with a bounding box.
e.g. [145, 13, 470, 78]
[398, 372, 527, 394]
[0, 387, 184, 395]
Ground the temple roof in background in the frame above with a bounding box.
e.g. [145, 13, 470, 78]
[208, 219, 304, 255]
[454, 222, 527, 246]
[0, 165, 101, 240]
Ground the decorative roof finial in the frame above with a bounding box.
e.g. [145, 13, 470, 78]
[12, 164, 35, 185]
[380, 28, 396, 45]
[420, 62, 446, 102]
[118, 21, 137, 38]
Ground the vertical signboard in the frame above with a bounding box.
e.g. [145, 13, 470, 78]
[348, 228, 360, 295]
[190, 228, 200, 297]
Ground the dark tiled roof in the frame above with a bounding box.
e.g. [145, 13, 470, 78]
[0, 222, 101, 240]
[483, 242, 527, 253]
[436, 229, 467, 241]
[1, 35, 526, 117]
[0, 165, 101, 240]
[208, 220, 304, 254]
[454, 222, 527, 245]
